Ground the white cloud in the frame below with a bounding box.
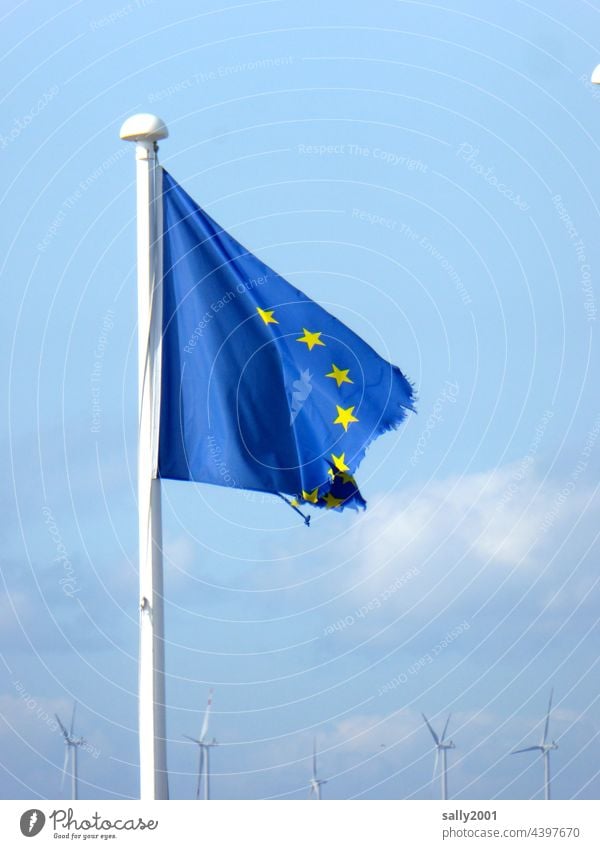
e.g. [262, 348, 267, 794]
[336, 460, 598, 602]
[288, 460, 600, 669]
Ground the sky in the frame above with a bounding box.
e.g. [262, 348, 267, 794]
[0, 0, 599, 801]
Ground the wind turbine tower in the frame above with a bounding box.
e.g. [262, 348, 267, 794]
[55, 702, 85, 800]
[422, 713, 455, 800]
[511, 689, 558, 800]
[183, 690, 218, 800]
[308, 737, 327, 799]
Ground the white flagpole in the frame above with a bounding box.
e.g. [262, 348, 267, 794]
[120, 113, 169, 800]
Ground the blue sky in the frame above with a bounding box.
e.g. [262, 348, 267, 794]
[1, 0, 599, 800]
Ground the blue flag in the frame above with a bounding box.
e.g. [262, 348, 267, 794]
[158, 169, 415, 513]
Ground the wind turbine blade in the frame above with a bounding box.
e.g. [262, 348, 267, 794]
[196, 746, 205, 800]
[422, 714, 439, 746]
[441, 713, 451, 743]
[70, 702, 77, 738]
[511, 746, 542, 754]
[200, 690, 213, 742]
[182, 735, 201, 744]
[542, 689, 553, 745]
[60, 746, 69, 790]
[55, 714, 69, 740]
[313, 738, 317, 780]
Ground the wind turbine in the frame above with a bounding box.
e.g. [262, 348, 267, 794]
[308, 737, 327, 799]
[511, 689, 558, 800]
[183, 690, 218, 800]
[422, 713, 455, 800]
[55, 702, 85, 800]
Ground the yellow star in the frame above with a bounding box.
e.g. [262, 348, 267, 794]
[331, 452, 350, 473]
[333, 405, 359, 432]
[296, 328, 325, 350]
[323, 492, 343, 510]
[301, 488, 319, 504]
[326, 363, 353, 388]
[338, 472, 356, 486]
[290, 498, 300, 507]
[256, 306, 278, 325]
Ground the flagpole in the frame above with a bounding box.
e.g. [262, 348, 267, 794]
[120, 113, 169, 800]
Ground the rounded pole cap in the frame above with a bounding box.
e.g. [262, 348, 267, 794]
[119, 113, 169, 142]
[591, 65, 600, 85]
